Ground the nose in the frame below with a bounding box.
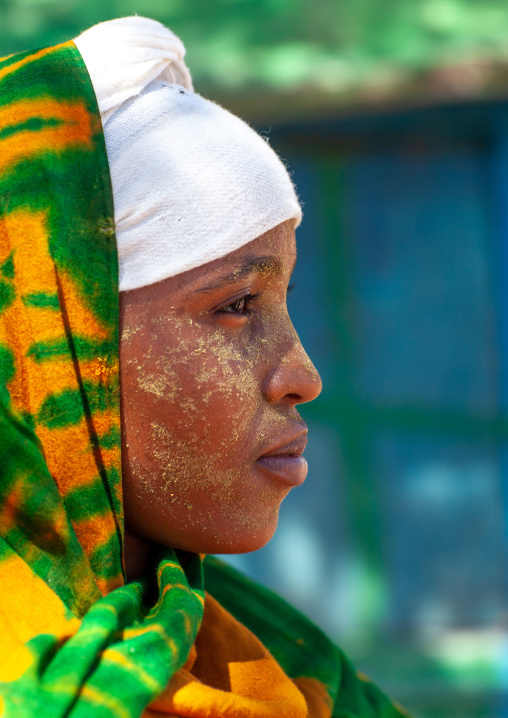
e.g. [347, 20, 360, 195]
[262, 331, 322, 406]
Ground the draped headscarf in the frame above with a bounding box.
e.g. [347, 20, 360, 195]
[75, 16, 302, 291]
[0, 25, 409, 718]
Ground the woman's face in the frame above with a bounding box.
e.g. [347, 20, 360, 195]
[120, 220, 321, 557]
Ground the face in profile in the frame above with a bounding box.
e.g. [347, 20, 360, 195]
[120, 220, 322, 558]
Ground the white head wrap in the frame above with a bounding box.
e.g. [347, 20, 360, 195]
[74, 17, 302, 291]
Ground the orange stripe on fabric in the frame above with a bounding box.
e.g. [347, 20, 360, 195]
[82, 408, 121, 471]
[72, 512, 118, 559]
[0, 480, 24, 533]
[57, 271, 109, 341]
[0, 97, 92, 176]
[0, 209, 55, 295]
[36, 421, 96, 493]
[83, 407, 118, 437]
[0, 42, 73, 84]
[96, 573, 124, 597]
[99, 445, 121, 474]
[80, 361, 119, 387]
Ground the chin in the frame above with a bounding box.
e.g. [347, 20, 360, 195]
[216, 532, 275, 556]
[174, 513, 280, 556]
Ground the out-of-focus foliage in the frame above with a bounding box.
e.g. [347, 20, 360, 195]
[2, 0, 508, 94]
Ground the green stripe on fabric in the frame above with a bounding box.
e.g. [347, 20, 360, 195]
[23, 292, 60, 309]
[0, 342, 15, 385]
[89, 531, 123, 581]
[99, 425, 121, 449]
[0, 116, 62, 142]
[37, 387, 83, 428]
[1, 252, 14, 279]
[28, 337, 115, 362]
[0, 279, 15, 314]
[64, 477, 111, 522]
[37, 380, 114, 429]
[20, 409, 36, 432]
[104, 465, 122, 520]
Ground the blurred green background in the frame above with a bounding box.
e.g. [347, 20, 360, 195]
[4, 0, 508, 121]
[4, 2, 508, 717]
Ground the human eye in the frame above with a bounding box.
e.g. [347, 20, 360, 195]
[219, 292, 259, 315]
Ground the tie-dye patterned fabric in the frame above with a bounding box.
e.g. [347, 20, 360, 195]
[0, 41, 205, 717]
[0, 39, 409, 718]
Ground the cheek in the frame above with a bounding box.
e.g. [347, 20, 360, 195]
[157, 354, 261, 464]
[123, 322, 264, 466]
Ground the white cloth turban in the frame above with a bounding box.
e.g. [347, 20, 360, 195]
[74, 17, 302, 291]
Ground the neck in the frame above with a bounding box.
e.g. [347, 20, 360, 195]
[123, 529, 151, 582]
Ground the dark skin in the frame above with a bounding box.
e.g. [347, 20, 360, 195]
[120, 220, 322, 579]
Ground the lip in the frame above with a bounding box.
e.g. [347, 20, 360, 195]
[256, 428, 308, 486]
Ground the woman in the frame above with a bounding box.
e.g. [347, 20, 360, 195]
[0, 16, 409, 718]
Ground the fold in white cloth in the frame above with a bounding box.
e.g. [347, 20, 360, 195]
[75, 16, 193, 126]
[75, 17, 302, 291]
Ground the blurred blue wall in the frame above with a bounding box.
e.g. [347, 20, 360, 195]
[223, 100, 508, 717]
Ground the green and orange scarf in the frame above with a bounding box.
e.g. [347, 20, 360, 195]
[0, 39, 409, 718]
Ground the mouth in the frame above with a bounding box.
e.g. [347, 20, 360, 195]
[256, 428, 308, 487]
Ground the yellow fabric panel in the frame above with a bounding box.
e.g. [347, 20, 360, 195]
[0, 552, 80, 682]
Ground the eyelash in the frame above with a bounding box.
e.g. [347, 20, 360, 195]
[217, 283, 294, 316]
[220, 293, 259, 315]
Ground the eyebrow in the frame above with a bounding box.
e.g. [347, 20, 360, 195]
[193, 254, 288, 294]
